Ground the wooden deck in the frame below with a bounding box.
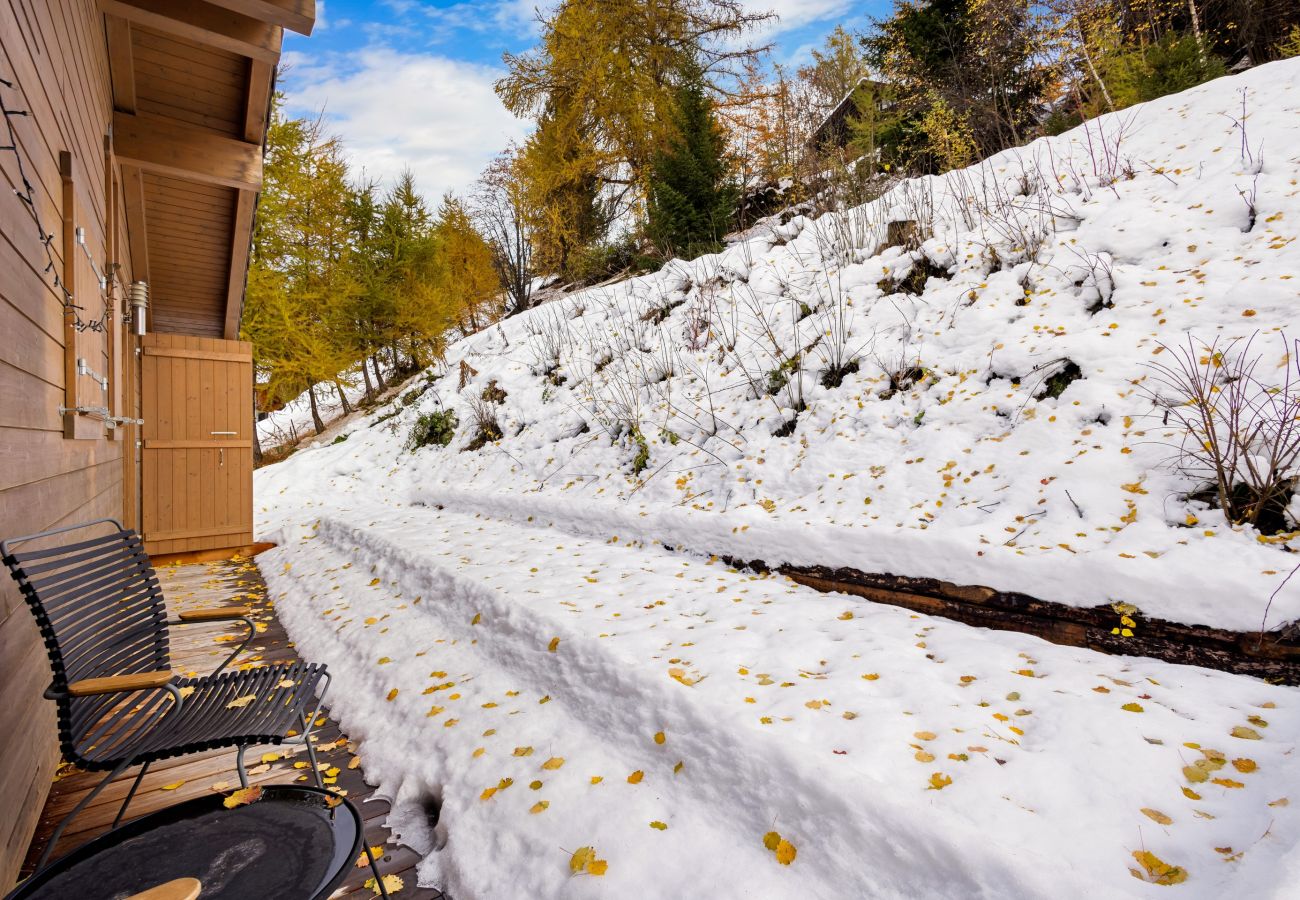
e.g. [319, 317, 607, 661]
[18, 554, 446, 899]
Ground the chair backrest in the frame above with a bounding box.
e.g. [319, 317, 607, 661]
[2, 520, 170, 691]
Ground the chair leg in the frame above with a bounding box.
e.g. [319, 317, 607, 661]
[236, 744, 250, 788]
[112, 760, 151, 828]
[363, 843, 391, 900]
[303, 721, 324, 789]
[34, 757, 133, 873]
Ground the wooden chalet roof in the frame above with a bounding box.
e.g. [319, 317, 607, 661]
[102, 0, 315, 338]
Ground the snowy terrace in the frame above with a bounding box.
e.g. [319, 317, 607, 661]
[253, 60, 1300, 899]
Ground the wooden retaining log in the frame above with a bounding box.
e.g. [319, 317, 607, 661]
[720, 556, 1300, 684]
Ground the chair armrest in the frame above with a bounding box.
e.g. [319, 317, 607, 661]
[175, 606, 252, 623]
[65, 670, 174, 697]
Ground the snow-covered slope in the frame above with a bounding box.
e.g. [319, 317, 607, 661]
[255, 61, 1300, 899]
[269, 60, 1300, 632]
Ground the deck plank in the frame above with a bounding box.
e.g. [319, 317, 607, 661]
[16, 554, 447, 899]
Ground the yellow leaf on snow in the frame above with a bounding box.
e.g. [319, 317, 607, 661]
[1130, 850, 1188, 885]
[1121, 703, 1144, 713]
[1231, 726, 1262, 740]
[377, 657, 392, 665]
[531, 801, 550, 814]
[569, 846, 608, 877]
[542, 757, 565, 770]
[927, 772, 953, 791]
[650, 821, 668, 830]
[654, 731, 666, 745]
[386, 689, 399, 702]
[1233, 758, 1257, 773]
[914, 731, 936, 741]
[1140, 808, 1172, 825]
[627, 770, 644, 784]
[548, 637, 560, 653]
[762, 831, 796, 865]
[368, 578, 381, 587]
[513, 747, 534, 757]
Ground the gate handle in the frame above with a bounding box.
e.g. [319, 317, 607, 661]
[211, 431, 237, 435]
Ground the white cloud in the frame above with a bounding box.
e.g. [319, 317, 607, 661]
[280, 49, 530, 200]
[743, 0, 855, 36]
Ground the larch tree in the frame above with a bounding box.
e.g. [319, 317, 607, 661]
[496, 0, 772, 244]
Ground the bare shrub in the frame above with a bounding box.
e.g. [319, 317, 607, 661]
[1143, 334, 1300, 533]
[464, 398, 504, 451]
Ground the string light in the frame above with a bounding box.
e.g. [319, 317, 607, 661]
[0, 73, 114, 333]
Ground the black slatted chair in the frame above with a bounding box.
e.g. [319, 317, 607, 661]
[2, 519, 332, 872]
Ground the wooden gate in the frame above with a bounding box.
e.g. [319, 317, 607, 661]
[140, 333, 253, 556]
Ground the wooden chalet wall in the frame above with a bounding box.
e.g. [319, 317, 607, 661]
[0, 0, 311, 884]
[0, 0, 136, 883]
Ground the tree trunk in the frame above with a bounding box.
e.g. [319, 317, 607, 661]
[333, 379, 353, 415]
[371, 354, 386, 390]
[307, 382, 326, 434]
[361, 360, 375, 402]
[1077, 21, 1114, 111]
[1187, 0, 1207, 65]
[252, 389, 263, 465]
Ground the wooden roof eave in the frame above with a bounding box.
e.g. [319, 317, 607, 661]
[101, 0, 310, 338]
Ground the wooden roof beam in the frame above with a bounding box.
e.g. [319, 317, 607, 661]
[243, 59, 275, 143]
[202, 0, 314, 36]
[114, 111, 262, 191]
[223, 189, 256, 339]
[100, 0, 283, 65]
[104, 14, 136, 112]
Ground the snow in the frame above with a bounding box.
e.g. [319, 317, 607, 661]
[255, 61, 1300, 898]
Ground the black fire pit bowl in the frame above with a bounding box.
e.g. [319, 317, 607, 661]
[8, 785, 363, 900]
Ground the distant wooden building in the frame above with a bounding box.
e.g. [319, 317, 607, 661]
[808, 77, 892, 150]
[0, 0, 314, 885]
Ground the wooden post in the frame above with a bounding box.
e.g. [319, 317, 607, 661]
[60, 151, 77, 438]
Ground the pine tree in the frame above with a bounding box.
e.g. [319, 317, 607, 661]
[646, 63, 738, 259]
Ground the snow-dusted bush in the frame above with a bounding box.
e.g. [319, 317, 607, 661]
[1145, 334, 1300, 533]
[408, 409, 458, 451]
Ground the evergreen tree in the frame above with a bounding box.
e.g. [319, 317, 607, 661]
[646, 63, 738, 259]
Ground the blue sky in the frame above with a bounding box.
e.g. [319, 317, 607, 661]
[280, 1, 888, 200]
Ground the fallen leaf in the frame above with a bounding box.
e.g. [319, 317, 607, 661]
[1232, 758, 1257, 773]
[363, 874, 404, 896]
[654, 731, 665, 745]
[1231, 726, 1261, 740]
[776, 839, 796, 866]
[1131, 850, 1188, 885]
[548, 637, 560, 652]
[386, 689, 399, 702]
[223, 786, 263, 809]
[543, 757, 565, 770]
[161, 781, 185, 791]
[513, 746, 534, 757]
[627, 770, 644, 784]
[226, 695, 256, 709]
[1141, 808, 1172, 825]
[530, 801, 550, 814]
[650, 820, 668, 830]
[1121, 703, 1144, 713]
[928, 772, 953, 790]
